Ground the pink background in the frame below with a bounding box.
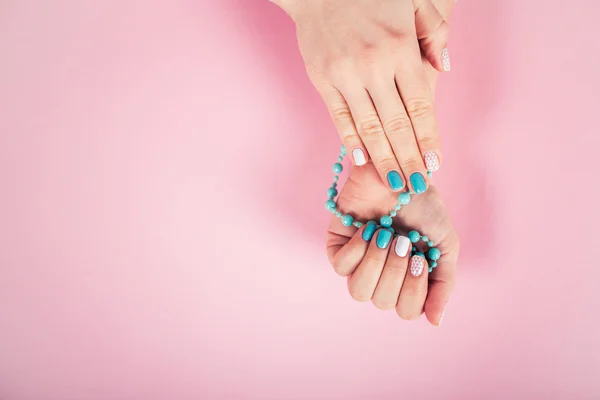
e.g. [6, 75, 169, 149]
[1, 1, 599, 399]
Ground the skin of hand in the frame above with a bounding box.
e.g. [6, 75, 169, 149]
[326, 161, 459, 326]
[271, 0, 452, 194]
[324, 0, 456, 325]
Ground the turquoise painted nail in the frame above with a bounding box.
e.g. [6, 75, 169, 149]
[376, 229, 392, 249]
[409, 172, 427, 194]
[387, 171, 403, 191]
[362, 222, 377, 241]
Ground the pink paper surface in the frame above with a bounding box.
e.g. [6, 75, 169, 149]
[1, 1, 599, 399]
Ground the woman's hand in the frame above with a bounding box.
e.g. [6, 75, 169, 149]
[326, 162, 459, 325]
[272, 0, 451, 193]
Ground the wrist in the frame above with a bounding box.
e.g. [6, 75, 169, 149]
[270, 0, 309, 22]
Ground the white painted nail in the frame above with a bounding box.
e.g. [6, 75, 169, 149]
[409, 255, 425, 277]
[424, 151, 440, 172]
[442, 48, 451, 72]
[395, 236, 410, 257]
[352, 148, 366, 166]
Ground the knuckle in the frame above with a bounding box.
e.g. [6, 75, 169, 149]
[417, 136, 438, 149]
[359, 117, 385, 138]
[406, 100, 435, 120]
[373, 156, 398, 171]
[384, 114, 413, 136]
[331, 106, 352, 122]
[384, 263, 405, 275]
[400, 155, 425, 170]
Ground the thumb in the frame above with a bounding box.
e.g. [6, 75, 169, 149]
[414, 0, 451, 72]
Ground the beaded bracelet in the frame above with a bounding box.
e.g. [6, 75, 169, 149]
[325, 145, 441, 273]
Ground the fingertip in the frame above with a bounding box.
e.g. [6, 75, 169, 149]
[425, 280, 452, 326]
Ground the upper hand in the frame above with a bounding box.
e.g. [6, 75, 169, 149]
[275, 0, 451, 193]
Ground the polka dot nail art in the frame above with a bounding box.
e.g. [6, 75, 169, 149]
[424, 151, 440, 172]
[410, 255, 425, 277]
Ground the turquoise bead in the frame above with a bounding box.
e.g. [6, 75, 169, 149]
[325, 200, 336, 211]
[415, 251, 425, 258]
[386, 227, 395, 234]
[353, 221, 364, 228]
[362, 222, 377, 241]
[428, 241, 434, 247]
[390, 211, 397, 217]
[332, 182, 337, 188]
[431, 261, 438, 268]
[427, 171, 432, 177]
[341, 214, 354, 226]
[408, 230, 421, 243]
[421, 235, 429, 242]
[376, 229, 392, 249]
[410, 172, 427, 194]
[337, 156, 343, 162]
[428, 247, 441, 261]
[334, 176, 339, 182]
[395, 204, 401, 211]
[333, 163, 343, 174]
[428, 267, 433, 273]
[398, 192, 411, 205]
[380, 215, 393, 227]
[327, 187, 338, 197]
[335, 211, 342, 217]
[341, 144, 347, 155]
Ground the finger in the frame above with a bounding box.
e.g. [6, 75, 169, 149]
[414, 0, 451, 72]
[341, 87, 406, 192]
[318, 84, 369, 167]
[395, 46, 443, 178]
[424, 233, 459, 326]
[328, 223, 378, 277]
[368, 80, 430, 195]
[396, 254, 429, 320]
[371, 235, 412, 310]
[347, 228, 393, 302]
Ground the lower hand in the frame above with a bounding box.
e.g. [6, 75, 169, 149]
[326, 161, 459, 325]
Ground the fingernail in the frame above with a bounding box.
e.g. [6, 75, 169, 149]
[409, 172, 427, 194]
[394, 236, 410, 257]
[387, 171, 403, 191]
[442, 48, 451, 72]
[439, 308, 446, 326]
[424, 151, 440, 172]
[376, 229, 392, 249]
[409, 255, 425, 277]
[352, 148, 367, 166]
[362, 221, 377, 242]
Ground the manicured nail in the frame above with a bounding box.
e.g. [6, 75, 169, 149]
[394, 236, 410, 257]
[352, 148, 366, 166]
[424, 151, 440, 172]
[362, 222, 377, 242]
[409, 255, 425, 277]
[409, 172, 427, 194]
[387, 171, 403, 191]
[376, 229, 392, 249]
[442, 48, 451, 71]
